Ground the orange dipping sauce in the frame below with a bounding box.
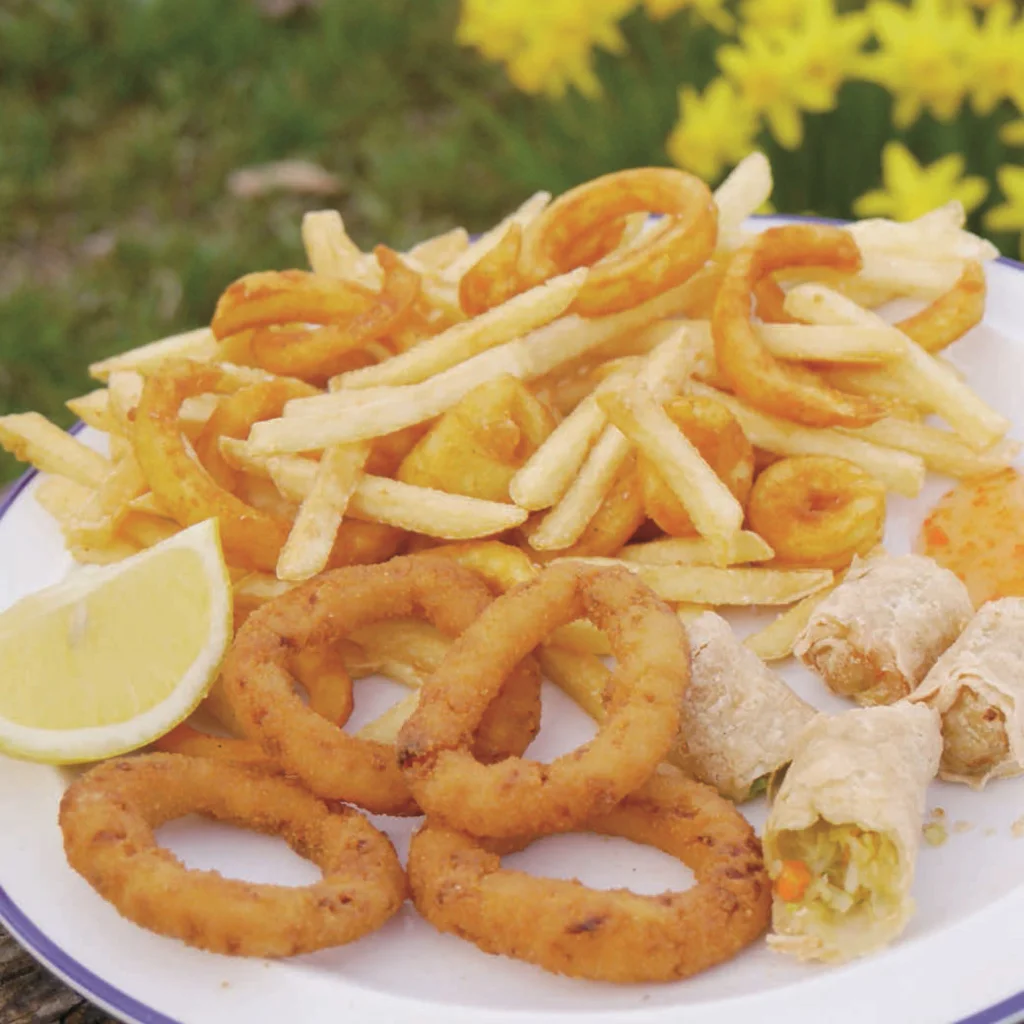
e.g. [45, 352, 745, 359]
[918, 468, 1024, 607]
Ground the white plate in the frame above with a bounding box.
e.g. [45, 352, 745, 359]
[2, 225, 1024, 1024]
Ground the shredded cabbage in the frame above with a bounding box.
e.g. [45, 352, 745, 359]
[775, 821, 900, 930]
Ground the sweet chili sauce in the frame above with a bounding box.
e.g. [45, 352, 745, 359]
[918, 468, 1024, 607]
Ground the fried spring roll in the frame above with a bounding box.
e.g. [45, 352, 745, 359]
[669, 612, 818, 801]
[909, 597, 1024, 788]
[794, 554, 972, 705]
[764, 702, 941, 964]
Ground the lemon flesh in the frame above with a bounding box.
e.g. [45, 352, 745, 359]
[0, 519, 232, 764]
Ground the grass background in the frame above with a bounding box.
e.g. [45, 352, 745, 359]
[1, 0, 1017, 485]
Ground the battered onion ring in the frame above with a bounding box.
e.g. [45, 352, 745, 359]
[518, 168, 717, 317]
[250, 248, 421, 381]
[713, 225, 886, 428]
[134, 361, 403, 572]
[896, 259, 985, 354]
[220, 556, 542, 816]
[639, 395, 754, 537]
[59, 754, 407, 957]
[408, 771, 770, 982]
[747, 455, 886, 570]
[211, 269, 376, 339]
[397, 562, 688, 838]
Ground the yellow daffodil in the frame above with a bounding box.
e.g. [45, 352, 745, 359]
[985, 166, 1024, 233]
[666, 78, 760, 182]
[861, 0, 974, 128]
[643, 0, 734, 33]
[853, 142, 989, 222]
[963, 1, 1024, 115]
[717, 3, 868, 151]
[456, 0, 636, 98]
[1002, 120, 1024, 147]
[739, 0, 809, 31]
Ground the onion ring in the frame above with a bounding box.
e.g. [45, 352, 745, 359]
[397, 562, 688, 838]
[220, 556, 542, 816]
[134, 361, 403, 572]
[249, 248, 421, 381]
[59, 753, 406, 957]
[639, 395, 754, 537]
[211, 269, 376, 339]
[713, 225, 886, 428]
[747, 455, 886, 570]
[408, 770, 770, 982]
[518, 168, 718, 317]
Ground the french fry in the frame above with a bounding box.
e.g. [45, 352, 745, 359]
[67, 453, 149, 544]
[117, 511, 182, 550]
[855, 254, 964, 299]
[441, 191, 551, 284]
[405, 227, 471, 271]
[276, 442, 370, 581]
[265, 457, 528, 539]
[332, 268, 587, 390]
[233, 571, 299, 612]
[252, 344, 528, 452]
[301, 210, 365, 279]
[66, 390, 121, 436]
[0, 413, 111, 488]
[744, 581, 840, 661]
[528, 328, 696, 551]
[840, 418, 1020, 479]
[597, 383, 745, 561]
[691, 382, 926, 496]
[849, 206, 998, 263]
[127, 491, 173, 516]
[620, 531, 774, 566]
[536, 646, 609, 721]
[67, 536, 142, 565]
[33, 476, 96, 528]
[355, 689, 422, 744]
[89, 327, 217, 382]
[714, 152, 772, 250]
[684, 319, 904, 364]
[784, 283, 1009, 450]
[558, 558, 834, 605]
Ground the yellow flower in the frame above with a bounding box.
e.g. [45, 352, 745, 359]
[1002, 120, 1024, 147]
[643, 0, 734, 33]
[861, 0, 975, 128]
[964, 1, 1024, 115]
[456, 0, 636, 98]
[984, 166, 1024, 234]
[666, 78, 760, 183]
[717, 4, 868, 151]
[853, 142, 989, 222]
[739, 0, 812, 31]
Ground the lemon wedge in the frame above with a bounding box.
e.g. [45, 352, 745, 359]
[0, 519, 232, 764]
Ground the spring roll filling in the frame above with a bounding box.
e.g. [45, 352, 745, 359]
[940, 686, 1009, 779]
[773, 821, 901, 932]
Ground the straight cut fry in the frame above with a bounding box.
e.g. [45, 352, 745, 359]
[620, 531, 774, 566]
[598, 384, 745, 560]
[89, 328, 217, 382]
[0, 413, 112, 489]
[691, 383, 926, 497]
[333, 268, 587, 390]
[276, 443, 370, 581]
[784, 283, 1009, 450]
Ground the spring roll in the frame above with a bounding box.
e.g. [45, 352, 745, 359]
[794, 554, 972, 705]
[909, 597, 1024, 788]
[669, 612, 818, 801]
[764, 702, 941, 964]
